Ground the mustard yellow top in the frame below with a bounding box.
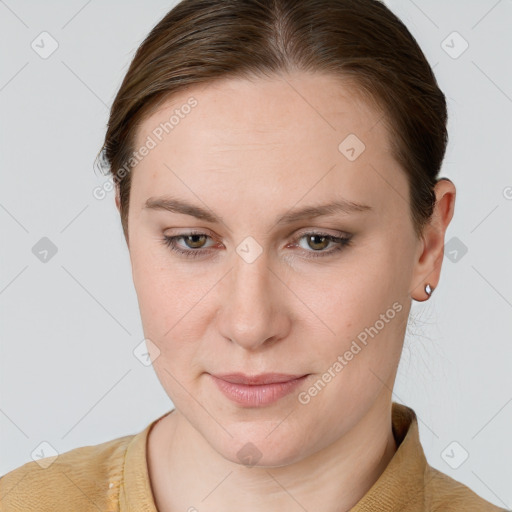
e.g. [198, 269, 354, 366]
[0, 402, 507, 511]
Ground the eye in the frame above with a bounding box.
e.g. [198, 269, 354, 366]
[160, 230, 353, 259]
[161, 232, 216, 259]
[291, 231, 353, 258]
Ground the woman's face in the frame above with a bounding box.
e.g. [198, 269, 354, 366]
[126, 72, 423, 465]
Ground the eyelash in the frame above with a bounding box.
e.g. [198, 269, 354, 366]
[160, 231, 353, 259]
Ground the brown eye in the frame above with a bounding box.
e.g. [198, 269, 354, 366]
[294, 232, 353, 259]
[181, 234, 208, 249]
[161, 233, 216, 259]
[305, 234, 331, 251]
[162, 231, 352, 260]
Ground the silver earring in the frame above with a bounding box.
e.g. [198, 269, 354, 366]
[425, 283, 433, 297]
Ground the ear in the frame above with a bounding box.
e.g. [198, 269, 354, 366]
[410, 178, 456, 301]
[115, 185, 121, 213]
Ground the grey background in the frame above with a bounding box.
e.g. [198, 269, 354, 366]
[1, 0, 511, 508]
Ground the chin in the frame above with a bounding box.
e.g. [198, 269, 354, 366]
[207, 420, 314, 469]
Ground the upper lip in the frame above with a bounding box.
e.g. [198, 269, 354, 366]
[211, 373, 308, 385]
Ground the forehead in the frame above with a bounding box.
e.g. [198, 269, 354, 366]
[130, 72, 406, 218]
[135, 72, 386, 147]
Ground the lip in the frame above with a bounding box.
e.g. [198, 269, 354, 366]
[209, 373, 309, 407]
[213, 372, 307, 385]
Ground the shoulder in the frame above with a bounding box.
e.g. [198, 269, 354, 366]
[424, 464, 508, 511]
[0, 432, 134, 511]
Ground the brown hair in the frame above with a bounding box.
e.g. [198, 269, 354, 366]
[96, 0, 448, 244]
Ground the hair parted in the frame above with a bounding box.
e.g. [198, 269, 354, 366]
[96, 0, 448, 244]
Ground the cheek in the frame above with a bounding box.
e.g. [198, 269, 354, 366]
[307, 243, 409, 362]
[130, 237, 179, 336]
[312, 256, 392, 327]
[132, 253, 203, 393]
[130, 236, 213, 355]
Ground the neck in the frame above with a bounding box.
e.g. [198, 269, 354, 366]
[148, 395, 398, 512]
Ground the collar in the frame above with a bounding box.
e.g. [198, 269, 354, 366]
[351, 402, 427, 511]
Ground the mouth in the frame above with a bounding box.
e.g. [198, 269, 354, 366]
[208, 372, 310, 407]
[213, 372, 307, 385]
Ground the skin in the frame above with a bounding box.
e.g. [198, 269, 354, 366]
[116, 71, 456, 512]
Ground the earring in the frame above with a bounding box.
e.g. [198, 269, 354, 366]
[413, 283, 434, 302]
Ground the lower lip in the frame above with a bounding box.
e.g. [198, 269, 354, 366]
[209, 374, 309, 407]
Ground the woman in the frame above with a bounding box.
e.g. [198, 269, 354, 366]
[0, 0, 507, 510]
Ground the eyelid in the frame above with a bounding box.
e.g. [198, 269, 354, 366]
[163, 227, 351, 243]
[162, 228, 353, 260]
[292, 227, 352, 239]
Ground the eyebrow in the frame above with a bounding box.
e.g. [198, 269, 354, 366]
[144, 196, 373, 225]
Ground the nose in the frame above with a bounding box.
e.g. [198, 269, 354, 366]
[217, 249, 291, 351]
